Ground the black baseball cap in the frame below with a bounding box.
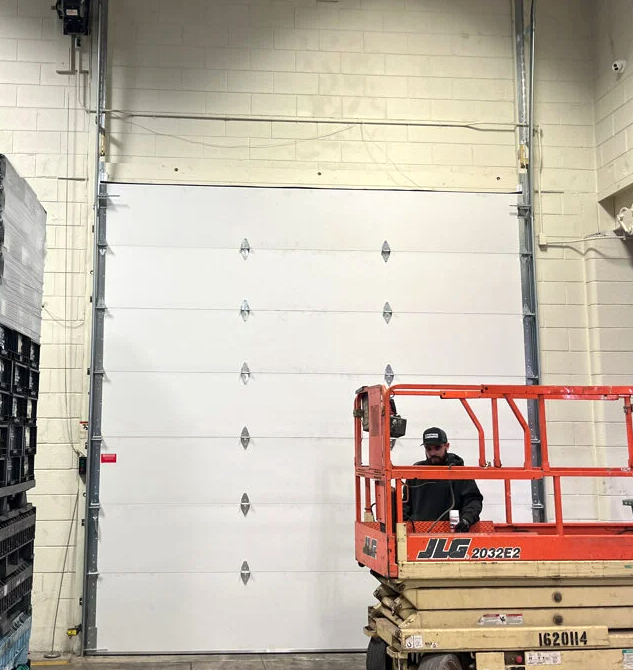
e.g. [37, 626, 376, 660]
[422, 427, 448, 446]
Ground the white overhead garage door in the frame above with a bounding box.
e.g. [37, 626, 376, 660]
[95, 184, 527, 653]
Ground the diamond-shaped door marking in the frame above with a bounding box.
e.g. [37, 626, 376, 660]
[240, 362, 250, 384]
[383, 302, 393, 324]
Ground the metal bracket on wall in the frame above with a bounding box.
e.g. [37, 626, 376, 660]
[240, 426, 250, 449]
[240, 362, 251, 384]
[240, 300, 251, 322]
[381, 241, 391, 262]
[56, 35, 90, 76]
[240, 493, 251, 517]
[516, 204, 531, 218]
[384, 364, 395, 385]
[240, 238, 251, 260]
[240, 561, 251, 585]
[383, 302, 393, 324]
[522, 312, 538, 382]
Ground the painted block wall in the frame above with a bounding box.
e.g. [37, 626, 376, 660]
[0, 0, 631, 651]
[0, 0, 91, 651]
[589, 0, 633, 522]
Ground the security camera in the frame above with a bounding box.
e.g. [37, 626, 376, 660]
[613, 60, 627, 73]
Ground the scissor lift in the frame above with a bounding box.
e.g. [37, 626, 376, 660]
[354, 384, 633, 670]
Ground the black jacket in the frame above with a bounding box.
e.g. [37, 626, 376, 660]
[402, 452, 483, 525]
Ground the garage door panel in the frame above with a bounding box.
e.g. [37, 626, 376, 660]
[105, 248, 521, 314]
[99, 438, 355, 505]
[472, 480, 533, 511]
[99, 504, 356, 573]
[104, 309, 524, 377]
[96, 571, 371, 653]
[392, 395, 529, 446]
[107, 185, 518, 254]
[484, 502, 534, 523]
[96, 185, 528, 652]
[99, 437, 526, 506]
[101, 372, 527, 439]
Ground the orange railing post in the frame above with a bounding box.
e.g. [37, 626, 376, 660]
[553, 476, 564, 536]
[538, 394, 551, 471]
[505, 396, 533, 471]
[395, 478, 403, 525]
[354, 395, 362, 523]
[504, 480, 513, 524]
[492, 398, 501, 468]
[625, 396, 633, 470]
[460, 398, 487, 467]
[383, 387, 393, 533]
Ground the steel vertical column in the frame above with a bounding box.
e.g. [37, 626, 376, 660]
[514, 0, 545, 522]
[82, 0, 109, 654]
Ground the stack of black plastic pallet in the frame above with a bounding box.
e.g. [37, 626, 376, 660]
[0, 155, 46, 669]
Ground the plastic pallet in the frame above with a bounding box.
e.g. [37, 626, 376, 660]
[0, 562, 31, 612]
[0, 361, 9, 393]
[1, 456, 35, 490]
[0, 328, 38, 371]
[0, 425, 37, 458]
[0, 614, 30, 670]
[0, 324, 40, 425]
[7, 397, 36, 426]
[0, 325, 39, 498]
[0, 598, 29, 641]
[0, 424, 36, 490]
[0, 448, 35, 492]
[0, 501, 29, 526]
[0, 563, 31, 631]
[0, 485, 33, 510]
[0, 488, 32, 517]
[0, 592, 29, 638]
[0, 508, 34, 583]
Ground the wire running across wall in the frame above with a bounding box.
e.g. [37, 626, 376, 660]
[106, 111, 529, 192]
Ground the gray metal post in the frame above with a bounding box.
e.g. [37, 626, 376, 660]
[514, 0, 545, 522]
[82, 0, 109, 653]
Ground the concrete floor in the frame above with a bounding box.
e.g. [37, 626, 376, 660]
[34, 654, 366, 670]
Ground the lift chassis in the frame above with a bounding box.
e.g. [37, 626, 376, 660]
[354, 384, 633, 670]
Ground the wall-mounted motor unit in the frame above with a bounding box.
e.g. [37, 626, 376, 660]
[54, 0, 91, 36]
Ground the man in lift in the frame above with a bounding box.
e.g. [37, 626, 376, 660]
[403, 427, 483, 532]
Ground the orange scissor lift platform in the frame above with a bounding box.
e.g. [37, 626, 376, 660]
[355, 384, 633, 670]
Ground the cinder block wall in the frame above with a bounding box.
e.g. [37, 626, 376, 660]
[0, 0, 632, 652]
[106, 0, 518, 189]
[0, 0, 91, 651]
[589, 0, 633, 522]
[531, 1, 597, 522]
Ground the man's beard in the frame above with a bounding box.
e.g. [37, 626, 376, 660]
[430, 454, 446, 464]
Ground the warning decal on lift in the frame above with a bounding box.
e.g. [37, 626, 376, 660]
[477, 613, 524, 626]
[525, 651, 562, 665]
[403, 636, 423, 650]
[623, 649, 633, 669]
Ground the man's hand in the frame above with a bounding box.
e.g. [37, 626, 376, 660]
[454, 519, 471, 532]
